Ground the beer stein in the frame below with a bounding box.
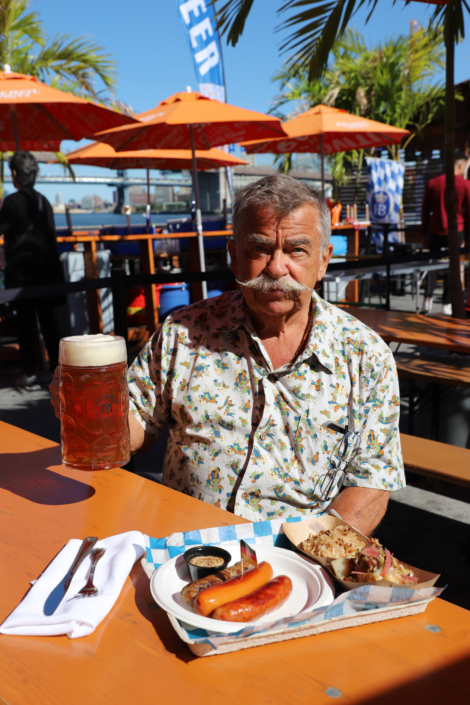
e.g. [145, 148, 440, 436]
[59, 334, 130, 471]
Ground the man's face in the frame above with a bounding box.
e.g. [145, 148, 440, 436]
[228, 204, 333, 320]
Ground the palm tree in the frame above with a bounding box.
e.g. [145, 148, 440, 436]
[0, 0, 117, 99]
[217, 0, 468, 319]
[0, 0, 119, 198]
[272, 27, 445, 195]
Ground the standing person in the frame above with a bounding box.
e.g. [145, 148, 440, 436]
[421, 149, 470, 314]
[0, 151, 64, 386]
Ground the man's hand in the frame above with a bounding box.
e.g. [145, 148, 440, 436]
[49, 366, 60, 419]
[129, 411, 155, 455]
[329, 487, 390, 536]
[50, 367, 155, 456]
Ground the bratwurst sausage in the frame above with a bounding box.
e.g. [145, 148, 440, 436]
[212, 575, 293, 622]
[194, 561, 273, 617]
[181, 574, 223, 606]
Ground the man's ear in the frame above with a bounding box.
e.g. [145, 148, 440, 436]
[227, 238, 238, 276]
[317, 243, 334, 281]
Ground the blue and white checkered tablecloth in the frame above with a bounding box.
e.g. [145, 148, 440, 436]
[144, 517, 296, 574]
[143, 518, 443, 648]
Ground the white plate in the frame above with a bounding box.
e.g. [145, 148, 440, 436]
[150, 543, 335, 634]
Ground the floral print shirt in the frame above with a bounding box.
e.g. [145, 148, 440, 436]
[128, 290, 405, 522]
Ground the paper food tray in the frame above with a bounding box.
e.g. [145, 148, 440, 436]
[282, 515, 440, 591]
[168, 597, 434, 657]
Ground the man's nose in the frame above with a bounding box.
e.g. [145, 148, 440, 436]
[264, 249, 290, 278]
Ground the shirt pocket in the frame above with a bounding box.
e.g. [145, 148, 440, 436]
[285, 415, 345, 501]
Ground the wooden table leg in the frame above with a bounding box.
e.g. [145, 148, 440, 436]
[83, 240, 103, 334]
[139, 238, 159, 335]
[346, 227, 360, 302]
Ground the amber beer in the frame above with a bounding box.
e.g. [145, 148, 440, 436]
[59, 334, 130, 471]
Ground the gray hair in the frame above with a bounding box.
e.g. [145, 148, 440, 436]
[232, 174, 331, 250]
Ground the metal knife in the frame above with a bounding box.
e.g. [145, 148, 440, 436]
[44, 536, 98, 616]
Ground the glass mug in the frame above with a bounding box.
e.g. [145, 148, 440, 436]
[59, 334, 130, 471]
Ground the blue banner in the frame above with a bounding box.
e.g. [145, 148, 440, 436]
[174, 0, 225, 103]
[366, 157, 405, 253]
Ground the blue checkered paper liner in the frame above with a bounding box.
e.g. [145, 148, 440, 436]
[143, 518, 443, 648]
[144, 517, 297, 574]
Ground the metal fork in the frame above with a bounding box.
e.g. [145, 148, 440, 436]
[73, 548, 106, 599]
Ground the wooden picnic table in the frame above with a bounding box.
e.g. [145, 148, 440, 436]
[1, 420, 470, 705]
[343, 307, 470, 354]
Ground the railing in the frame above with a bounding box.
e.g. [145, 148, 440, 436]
[0, 250, 460, 345]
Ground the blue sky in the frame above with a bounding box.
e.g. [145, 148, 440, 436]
[31, 0, 470, 203]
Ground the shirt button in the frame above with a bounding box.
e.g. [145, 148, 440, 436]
[242, 492, 248, 500]
[259, 432, 268, 441]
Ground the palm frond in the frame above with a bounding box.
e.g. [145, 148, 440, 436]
[214, 0, 256, 46]
[25, 34, 117, 99]
[54, 151, 76, 181]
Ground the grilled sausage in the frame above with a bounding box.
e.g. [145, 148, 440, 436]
[181, 574, 223, 606]
[194, 561, 273, 617]
[212, 575, 293, 622]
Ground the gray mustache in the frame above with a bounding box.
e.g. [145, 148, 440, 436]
[236, 274, 314, 293]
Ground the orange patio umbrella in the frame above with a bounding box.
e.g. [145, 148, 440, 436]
[0, 67, 136, 151]
[62, 141, 248, 171]
[241, 105, 410, 195]
[0, 139, 61, 152]
[59, 141, 248, 223]
[94, 90, 286, 298]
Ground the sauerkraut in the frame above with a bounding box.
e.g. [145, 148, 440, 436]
[299, 525, 367, 559]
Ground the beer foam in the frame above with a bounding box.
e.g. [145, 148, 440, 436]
[59, 334, 127, 367]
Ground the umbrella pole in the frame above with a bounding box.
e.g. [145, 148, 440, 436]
[10, 106, 20, 152]
[189, 125, 207, 300]
[146, 168, 152, 232]
[320, 135, 325, 198]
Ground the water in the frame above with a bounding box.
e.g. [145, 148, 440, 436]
[53, 211, 191, 230]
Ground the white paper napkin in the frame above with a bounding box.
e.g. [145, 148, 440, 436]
[0, 531, 145, 639]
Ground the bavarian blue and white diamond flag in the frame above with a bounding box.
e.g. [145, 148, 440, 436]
[366, 157, 405, 253]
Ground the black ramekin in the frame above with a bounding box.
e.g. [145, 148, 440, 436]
[183, 545, 232, 581]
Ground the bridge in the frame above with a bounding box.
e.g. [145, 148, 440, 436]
[2, 174, 194, 188]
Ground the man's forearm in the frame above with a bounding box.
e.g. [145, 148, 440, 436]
[129, 411, 155, 455]
[329, 487, 390, 536]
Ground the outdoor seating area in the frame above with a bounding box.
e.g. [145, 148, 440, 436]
[2, 2, 470, 704]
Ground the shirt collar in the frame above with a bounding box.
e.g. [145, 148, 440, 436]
[214, 289, 336, 374]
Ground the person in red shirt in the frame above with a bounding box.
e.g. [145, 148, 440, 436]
[421, 149, 469, 314]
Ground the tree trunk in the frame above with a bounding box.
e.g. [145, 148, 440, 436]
[444, 8, 466, 319]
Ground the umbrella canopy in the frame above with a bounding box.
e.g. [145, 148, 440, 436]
[0, 139, 61, 152]
[241, 105, 410, 195]
[241, 105, 410, 155]
[60, 141, 249, 170]
[94, 90, 285, 299]
[0, 69, 136, 150]
[93, 91, 287, 152]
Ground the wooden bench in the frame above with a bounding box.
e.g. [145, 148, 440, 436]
[395, 355, 470, 439]
[401, 433, 470, 488]
[396, 355, 470, 388]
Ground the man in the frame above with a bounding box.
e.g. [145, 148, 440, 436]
[421, 149, 470, 314]
[51, 174, 405, 535]
[0, 151, 64, 386]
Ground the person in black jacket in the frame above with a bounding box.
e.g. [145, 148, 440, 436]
[0, 151, 64, 386]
